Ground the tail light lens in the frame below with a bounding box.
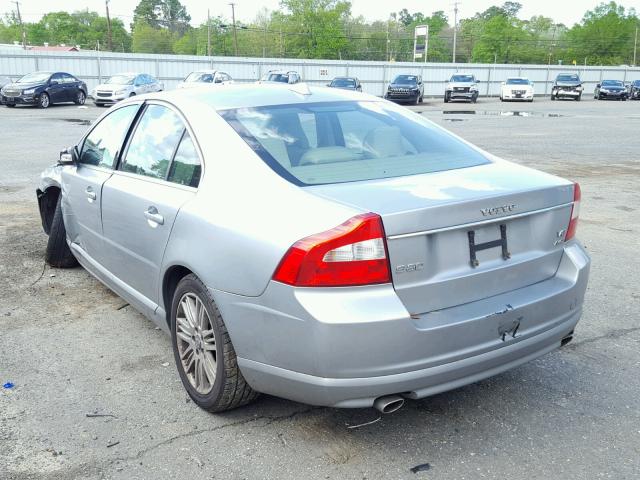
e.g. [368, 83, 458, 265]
[564, 182, 581, 241]
[272, 213, 391, 287]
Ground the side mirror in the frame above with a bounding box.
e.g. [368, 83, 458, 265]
[214, 78, 222, 84]
[59, 147, 77, 165]
[596, 83, 601, 88]
[476, 79, 481, 83]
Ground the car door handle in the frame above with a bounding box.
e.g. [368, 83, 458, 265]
[85, 187, 96, 201]
[144, 207, 164, 225]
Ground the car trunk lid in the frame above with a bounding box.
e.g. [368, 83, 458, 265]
[306, 161, 574, 314]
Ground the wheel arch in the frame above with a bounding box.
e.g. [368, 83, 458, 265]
[37, 186, 61, 235]
[162, 264, 195, 327]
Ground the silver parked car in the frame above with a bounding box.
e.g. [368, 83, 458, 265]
[92, 73, 163, 106]
[37, 84, 590, 413]
[176, 70, 233, 89]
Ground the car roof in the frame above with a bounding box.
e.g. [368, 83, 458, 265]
[145, 83, 377, 111]
[189, 69, 221, 74]
[506, 76, 529, 80]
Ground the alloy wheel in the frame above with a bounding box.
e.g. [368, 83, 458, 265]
[175, 292, 217, 395]
[77, 91, 86, 105]
[40, 94, 50, 108]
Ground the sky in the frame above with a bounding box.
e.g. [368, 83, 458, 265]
[12, 0, 640, 28]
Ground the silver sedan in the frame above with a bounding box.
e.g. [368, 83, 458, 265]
[37, 84, 590, 413]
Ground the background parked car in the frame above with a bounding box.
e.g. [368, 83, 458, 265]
[92, 73, 163, 106]
[444, 74, 480, 103]
[327, 77, 362, 92]
[259, 70, 301, 84]
[594, 79, 628, 100]
[626, 79, 640, 100]
[500, 77, 534, 102]
[551, 73, 583, 101]
[176, 70, 233, 89]
[384, 74, 424, 104]
[0, 76, 11, 104]
[1, 71, 87, 108]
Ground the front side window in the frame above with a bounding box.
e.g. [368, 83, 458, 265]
[220, 101, 490, 186]
[79, 105, 139, 168]
[120, 104, 185, 180]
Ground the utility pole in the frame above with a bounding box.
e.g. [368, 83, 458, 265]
[452, 2, 459, 63]
[13, 1, 26, 50]
[229, 2, 238, 56]
[105, 0, 113, 51]
[634, 26, 638, 67]
[207, 9, 211, 57]
[386, 18, 390, 62]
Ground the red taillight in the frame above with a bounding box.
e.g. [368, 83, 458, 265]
[564, 182, 581, 241]
[272, 213, 391, 287]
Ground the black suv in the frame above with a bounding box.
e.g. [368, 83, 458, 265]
[385, 75, 424, 104]
[551, 73, 583, 101]
[0, 71, 87, 108]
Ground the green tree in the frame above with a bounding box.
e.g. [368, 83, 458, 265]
[131, 21, 174, 53]
[132, 0, 191, 33]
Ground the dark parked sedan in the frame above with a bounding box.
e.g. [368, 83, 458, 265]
[594, 80, 628, 100]
[0, 71, 87, 108]
[628, 80, 640, 100]
[327, 77, 362, 92]
[384, 74, 424, 104]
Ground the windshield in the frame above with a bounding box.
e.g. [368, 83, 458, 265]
[450, 75, 474, 83]
[393, 75, 418, 85]
[331, 78, 356, 87]
[506, 78, 530, 85]
[634, 80, 640, 86]
[185, 72, 214, 83]
[106, 75, 135, 85]
[557, 74, 579, 82]
[18, 72, 51, 83]
[220, 101, 489, 186]
[601, 80, 623, 87]
[266, 73, 290, 83]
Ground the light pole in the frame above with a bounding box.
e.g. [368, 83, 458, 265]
[229, 3, 238, 56]
[452, 2, 459, 63]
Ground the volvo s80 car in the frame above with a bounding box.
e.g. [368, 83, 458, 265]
[1, 71, 87, 108]
[37, 84, 590, 413]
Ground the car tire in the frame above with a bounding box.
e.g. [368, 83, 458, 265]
[45, 195, 78, 268]
[551, 94, 556, 101]
[576, 94, 581, 101]
[418, 94, 424, 104]
[129, 92, 136, 97]
[444, 92, 450, 103]
[171, 274, 259, 412]
[38, 93, 50, 108]
[6, 103, 15, 108]
[471, 94, 478, 103]
[75, 90, 86, 105]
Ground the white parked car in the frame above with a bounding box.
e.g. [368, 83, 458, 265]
[92, 73, 163, 106]
[176, 70, 233, 89]
[500, 77, 534, 102]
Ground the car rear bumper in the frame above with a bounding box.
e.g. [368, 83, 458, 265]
[214, 242, 590, 408]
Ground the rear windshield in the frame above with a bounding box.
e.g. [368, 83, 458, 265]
[506, 78, 530, 85]
[220, 101, 489, 186]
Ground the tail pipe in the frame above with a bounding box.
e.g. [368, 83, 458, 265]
[561, 330, 574, 347]
[373, 394, 405, 414]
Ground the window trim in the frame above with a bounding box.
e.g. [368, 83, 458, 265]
[116, 99, 204, 190]
[76, 101, 144, 172]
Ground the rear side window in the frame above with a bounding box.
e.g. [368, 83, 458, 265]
[121, 104, 184, 179]
[167, 131, 201, 188]
[220, 101, 490, 186]
[79, 105, 139, 169]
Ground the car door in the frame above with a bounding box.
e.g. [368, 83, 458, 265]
[47, 73, 66, 103]
[60, 73, 77, 101]
[61, 103, 141, 264]
[100, 102, 201, 313]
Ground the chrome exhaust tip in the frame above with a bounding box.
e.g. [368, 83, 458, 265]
[373, 394, 405, 414]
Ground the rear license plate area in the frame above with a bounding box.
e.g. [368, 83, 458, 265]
[467, 223, 511, 268]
